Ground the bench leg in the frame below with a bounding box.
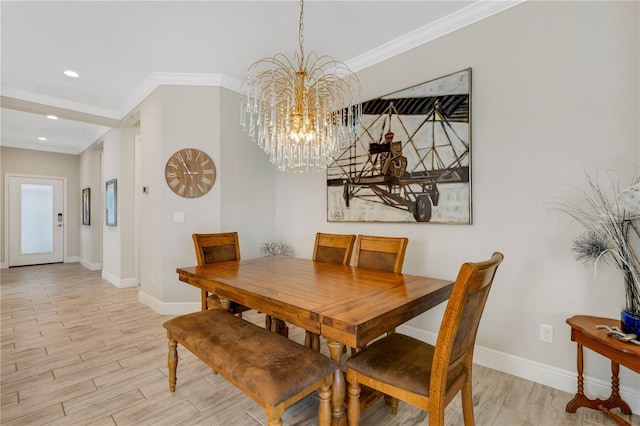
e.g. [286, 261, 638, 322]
[168, 338, 178, 392]
[384, 395, 399, 414]
[318, 377, 332, 426]
[266, 406, 284, 426]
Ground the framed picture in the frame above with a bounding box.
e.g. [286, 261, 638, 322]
[82, 187, 91, 225]
[327, 68, 472, 224]
[105, 179, 117, 226]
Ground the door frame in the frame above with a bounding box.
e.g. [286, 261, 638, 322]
[4, 173, 68, 268]
[134, 134, 141, 286]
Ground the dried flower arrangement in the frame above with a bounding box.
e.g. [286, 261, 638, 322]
[552, 171, 640, 335]
[259, 241, 293, 258]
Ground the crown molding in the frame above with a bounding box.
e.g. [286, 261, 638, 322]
[0, 86, 121, 120]
[0, 139, 83, 155]
[118, 72, 242, 118]
[347, 0, 527, 72]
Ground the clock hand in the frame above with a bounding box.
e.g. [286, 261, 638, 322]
[180, 160, 195, 179]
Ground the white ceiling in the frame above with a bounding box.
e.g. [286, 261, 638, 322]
[1, 1, 523, 155]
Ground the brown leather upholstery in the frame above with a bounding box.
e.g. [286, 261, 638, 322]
[343, 333, 465, 397]
[345, 252, 504, 426]
[315, 246, 350, 264]
[353, 235, 408, 273]
[163, 309, 337, 425]
[202, 244, 238, 264]
[192, 232, 251, 316]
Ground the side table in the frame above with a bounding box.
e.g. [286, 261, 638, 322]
[566, 315, 639, 426]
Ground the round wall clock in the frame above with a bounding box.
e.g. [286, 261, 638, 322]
[164, 148, 216, 198]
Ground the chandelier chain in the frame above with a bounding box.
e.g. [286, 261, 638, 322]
[298, 0, 305, 67]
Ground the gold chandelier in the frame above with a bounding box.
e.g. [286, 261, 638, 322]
[240, 0, 362, 172]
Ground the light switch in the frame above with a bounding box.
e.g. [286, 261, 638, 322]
[173, 211, 185, 223]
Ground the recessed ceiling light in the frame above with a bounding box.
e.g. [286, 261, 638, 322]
[46, 115, 58, 120]
[37, 137, 47, 141]
[64, 70, 79, 78]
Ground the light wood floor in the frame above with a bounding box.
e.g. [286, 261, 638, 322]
[1, 263, 638, 426]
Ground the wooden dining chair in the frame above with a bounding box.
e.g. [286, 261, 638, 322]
[304, 232, 357, 350]
[352, 234, 409, 346]
[192, 232, 252, 318]
[353, 234, 408, 273]
[345, 252, 504, 426]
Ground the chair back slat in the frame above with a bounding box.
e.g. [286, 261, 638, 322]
[192, 232, 241, 266]
[313, 233, 356, 265]
[353, 235, 408, 273]
[431, 252, 504, 392]
[449, 284, 492, 363]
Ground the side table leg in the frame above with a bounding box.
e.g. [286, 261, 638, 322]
[566, 347, 632, 426]
[566, 343, 589, 412]
[599, 361, 632, 415]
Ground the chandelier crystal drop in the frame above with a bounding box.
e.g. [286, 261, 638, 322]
[240, 0, 362, 172]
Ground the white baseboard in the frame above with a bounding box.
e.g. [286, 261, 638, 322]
[0, 262, 6, 269]
[101, 270, 138, 288]
[138, 290, 200, 315]
[397, 323, 639, 414]
[79, 258, 102, 271]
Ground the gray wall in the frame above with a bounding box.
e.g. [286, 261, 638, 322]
[220, 87, 275, 259]
[135, 85, 276, 308]
[1, 146, 80, 265]
[101, 126, 136, 285]
[273, 0, 639, 398]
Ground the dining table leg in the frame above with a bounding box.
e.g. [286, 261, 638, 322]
[327, 340, 347, 426]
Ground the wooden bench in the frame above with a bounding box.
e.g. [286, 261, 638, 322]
[163, 309, 338, 426]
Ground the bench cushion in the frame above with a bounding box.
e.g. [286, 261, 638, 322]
[163, 309, 337, 406]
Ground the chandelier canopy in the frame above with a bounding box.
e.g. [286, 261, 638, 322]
[240, 0, 362, 172]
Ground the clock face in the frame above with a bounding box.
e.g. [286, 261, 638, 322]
[164, 148, 216, 198]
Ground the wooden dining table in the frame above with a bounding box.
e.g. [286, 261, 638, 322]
[176, 256, 454, 426]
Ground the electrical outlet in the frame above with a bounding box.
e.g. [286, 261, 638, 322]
[540, 324, 553, 343]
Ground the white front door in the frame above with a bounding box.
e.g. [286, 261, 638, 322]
[8, 176, 64, 266]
